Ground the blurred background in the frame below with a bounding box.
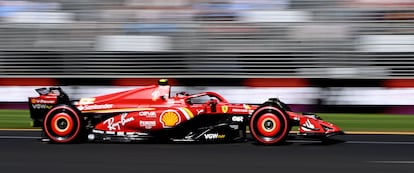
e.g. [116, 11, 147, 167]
[1, 0, 414, 114]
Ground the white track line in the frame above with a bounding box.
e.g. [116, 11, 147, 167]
[369, 161, 414, 164]
[345, 141, 414, 145]
[286, 140, 414, 145]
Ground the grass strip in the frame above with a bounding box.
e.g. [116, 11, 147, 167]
[0, 109, 34, 129]
[318, 113, 414, 132]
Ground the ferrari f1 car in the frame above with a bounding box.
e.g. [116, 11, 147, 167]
[28, 79, 343, 145]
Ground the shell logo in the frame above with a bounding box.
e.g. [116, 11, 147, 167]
[160, 110, 181, 127]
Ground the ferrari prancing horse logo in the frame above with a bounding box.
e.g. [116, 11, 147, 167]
[221, 106, 228, 113]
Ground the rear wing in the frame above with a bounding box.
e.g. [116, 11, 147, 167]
[28, 87, 70, 127]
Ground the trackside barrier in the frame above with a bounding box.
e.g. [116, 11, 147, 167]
[1, 78, 414, 114]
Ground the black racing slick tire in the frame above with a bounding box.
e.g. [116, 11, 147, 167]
[249, 106, 290, 145]
[43, 105, 83, 143]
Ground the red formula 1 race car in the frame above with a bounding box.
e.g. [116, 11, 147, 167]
[28, 79, 344, 145]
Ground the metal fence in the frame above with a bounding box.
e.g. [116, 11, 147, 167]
[0, 0, 413, 78]
[0, 51, 412, 79]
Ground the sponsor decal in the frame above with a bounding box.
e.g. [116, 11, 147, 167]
[138, 111, 157, 118]
[160, 110, 181, 128]
[92, 129, 104, 134]
[231, 116, 244, 122]
[30, 98, 55, 104]
[31, 104, 53, 109]
[204, 133, 226, 140]
[77, 104, 113, 111]
[139, 121, 156, 129]
[103, 113, 135, 131]
[221, 105, 228, 113]
[79, 98, 95, 104]
[81, 107, 154, 113]
[232, 108, 249, 113]
[196, 109, 204, 115]
[106, 131, 115, 135]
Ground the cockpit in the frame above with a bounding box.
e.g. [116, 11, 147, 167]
[181, 92, 228, 105]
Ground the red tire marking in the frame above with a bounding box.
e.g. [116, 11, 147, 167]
[250, 106, 289, 144]
[50, 113, 73, 136]
[44, 106, 81, 143]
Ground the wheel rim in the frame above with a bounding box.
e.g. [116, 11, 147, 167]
[44, 106, 81, 143]
[51, 113, 73, 136]
[257, 113, 280, 137]
[250, 106, 289, 144]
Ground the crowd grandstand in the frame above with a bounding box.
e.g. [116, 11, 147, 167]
[0, 0, 413, 78]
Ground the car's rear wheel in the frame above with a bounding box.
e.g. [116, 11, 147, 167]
[43, 105, 83, 143]
[250, 106, 290, 145]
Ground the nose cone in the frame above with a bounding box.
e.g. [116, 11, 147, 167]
[324, 122, 345, 137]
[318, 117, 345, 137]
[299, 114, 344, 137]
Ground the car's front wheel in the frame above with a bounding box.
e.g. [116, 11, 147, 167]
[250, 106, 290, 145]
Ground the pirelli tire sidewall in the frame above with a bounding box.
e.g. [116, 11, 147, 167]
[43, 104, 84, 143]
[249, 106, 290, 145]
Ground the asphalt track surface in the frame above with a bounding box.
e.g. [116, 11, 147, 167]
[1, 131, 414, 173]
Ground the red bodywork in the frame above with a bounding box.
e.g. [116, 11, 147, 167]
[75, 84, 256, 132]
[71, 83, 342, 137]
[29, 80, 343, 144]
